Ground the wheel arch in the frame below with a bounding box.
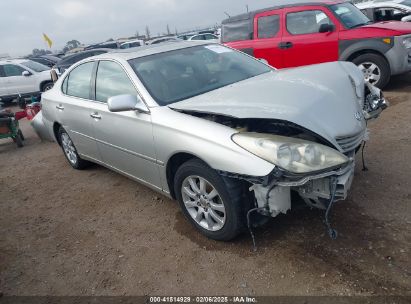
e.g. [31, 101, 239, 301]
[165, 152, 211, 199]
[39, 80, 53, 92]
[53, 122, 62, 145]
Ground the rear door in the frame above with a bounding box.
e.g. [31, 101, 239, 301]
[282, 6, 339, 68]
[58, 61, 101, 161]
[3, 64, 37, 95]
[252, 9, 284, 68]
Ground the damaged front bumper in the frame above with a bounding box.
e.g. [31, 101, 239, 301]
[249, 159, 356, 218]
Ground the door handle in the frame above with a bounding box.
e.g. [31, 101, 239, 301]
[90, 112, 101, 120]
[278, 42, 293, 49]
[56, 105, 64, 110]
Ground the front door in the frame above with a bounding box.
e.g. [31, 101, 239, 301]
[3, 64, 37, 95]
[91, 60, 161, 188]
[282, 6, 339, 68]
[252, 9, 284, 68]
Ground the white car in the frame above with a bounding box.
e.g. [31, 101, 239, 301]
[356, 0, 411, 22]
[188, 33, 219, 42]
[120, 39, 145, 49]
[0, 59, 53, 105]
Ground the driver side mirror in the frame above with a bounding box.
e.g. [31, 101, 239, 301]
[107, 94, 149, 113]
[319, 23, 335, 33]
[22, 71, 31, 77]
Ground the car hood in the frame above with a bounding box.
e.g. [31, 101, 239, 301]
[361, 21, 411, 34]
[170, 61, 366, 150]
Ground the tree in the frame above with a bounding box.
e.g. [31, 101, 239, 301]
[62, 40, 81, 53]
[32, 48, 52, 56]
[145, 26, 151, 40]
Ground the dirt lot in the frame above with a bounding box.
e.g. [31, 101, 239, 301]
[0, 74, 410, 297]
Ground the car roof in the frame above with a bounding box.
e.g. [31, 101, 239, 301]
[92, 41, 214, 61]
[356, 0, 410, 9]
[0, 58, 32, 65]
[222, 0, 346, 24]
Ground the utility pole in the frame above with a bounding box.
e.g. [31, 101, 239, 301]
[246, 5, 249, 13]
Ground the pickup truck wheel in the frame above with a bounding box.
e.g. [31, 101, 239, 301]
[42, 82, 54, 92]
[174, 159, 245, 241]
[352, 54, 390, 88]
[58, 127, 89, 170]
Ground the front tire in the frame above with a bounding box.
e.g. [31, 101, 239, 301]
[174, 159, 246, 241]
[352, 53, 390, 88]
[58, 127, 89, 170]
[41, 82, 54, 92]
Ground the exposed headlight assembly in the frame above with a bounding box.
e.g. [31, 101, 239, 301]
[232, 133, 349, 174]
[403, 37, 411, 49]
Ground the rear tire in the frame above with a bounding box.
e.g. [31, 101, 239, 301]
[13, 132, 24, 148]
[352, 53, 390, 88]
[58, 127, 90, 170]
[174, 159, 246, 241]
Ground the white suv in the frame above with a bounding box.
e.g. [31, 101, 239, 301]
[0, 59, 53, 105]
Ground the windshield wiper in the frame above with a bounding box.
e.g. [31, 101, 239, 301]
[350, 21, 373, 28]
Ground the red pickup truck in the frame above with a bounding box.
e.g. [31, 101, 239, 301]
[222, 0, 411, 88]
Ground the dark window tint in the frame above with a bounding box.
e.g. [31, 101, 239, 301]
[191, 35, 205, 41]
[129, 45, 271, 106]
[258, 15, 280, 38]
[3, 64, 26, 77]
[0, 65, 5, 77]
[95, 61, 137, 103]
[222, 18, 253, 42]
[287, 10, 332, 35]
[204, 34, 217, 40]
[66, 62, 94, 99]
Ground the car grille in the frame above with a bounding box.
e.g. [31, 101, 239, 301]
[335, 130, 365, 153]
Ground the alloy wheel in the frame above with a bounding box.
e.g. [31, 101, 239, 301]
[61, 133, 78, 165]
[358, 62, 381, 85]
[181, 175, 226, 231]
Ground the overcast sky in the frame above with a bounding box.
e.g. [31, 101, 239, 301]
[0, 0, 277, 56]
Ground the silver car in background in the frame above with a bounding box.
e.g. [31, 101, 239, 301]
[34, 41, 387, 241]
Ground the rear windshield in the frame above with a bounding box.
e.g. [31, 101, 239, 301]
[222, 18, 253, 43]
[20, 60, 49, 72]
[128, 45, 271, 106]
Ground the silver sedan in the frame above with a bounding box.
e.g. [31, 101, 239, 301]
[34, 41, 387, 241]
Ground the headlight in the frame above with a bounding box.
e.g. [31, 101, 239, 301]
[232, 133, 349, 174]
[403, 37, 411, 49]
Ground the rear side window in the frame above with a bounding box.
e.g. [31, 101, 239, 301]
[0, 65, 5, 77]
[258, 15, 280, 38]
[222, 18, 253, 42]
[286, 10, 332, 35]
[66, 62, 94, 99]
[95, 61, 137, 103]
[3, 64, 26, 77]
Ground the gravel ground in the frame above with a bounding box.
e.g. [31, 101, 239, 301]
[0, 74, 410, 296]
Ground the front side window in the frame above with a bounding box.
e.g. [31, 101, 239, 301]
[21, 60, 49, 72]
[258, 14, 280, 38]
[191, 35, 205, 41]
[3, 64, 26, 77]
[0, 65, 5, 77]
[95, 61, 137, 103]
[128, 45, 272, 106]
[287, 10, 332, 35]
[330, 2, 371, 28]
[66, 62, 94, 99]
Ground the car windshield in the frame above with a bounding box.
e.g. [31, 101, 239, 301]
[20, 60, 49, 72]
[128, 45, 272, 105]
[330, 2, 371, 28]
[400, 0, 411, 8]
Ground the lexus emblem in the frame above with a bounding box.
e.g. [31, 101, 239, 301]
[355, 111, 363, 121]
